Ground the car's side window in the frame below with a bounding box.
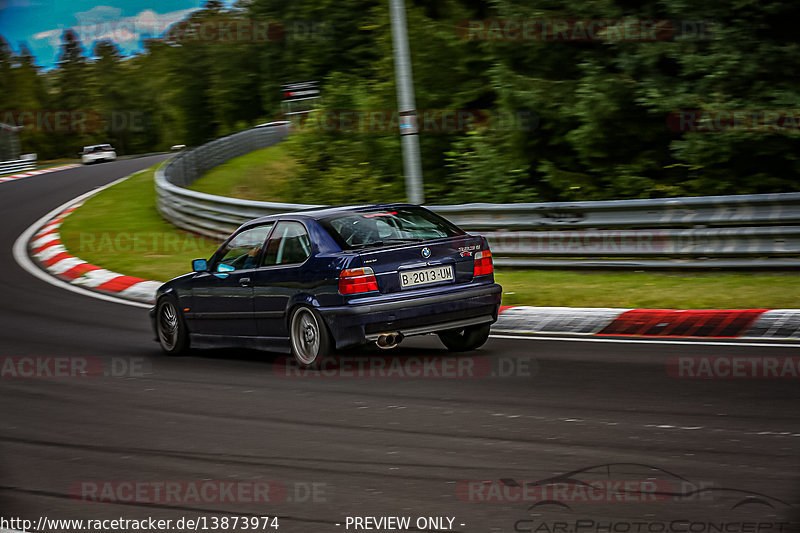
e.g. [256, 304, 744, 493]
[216, 224, 274, 271]
[263, 222, 312, 266]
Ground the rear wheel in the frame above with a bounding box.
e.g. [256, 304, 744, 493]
[156, 298, 189, 355]
[437, 323, 491, 352]
[290, 306, 332, 367]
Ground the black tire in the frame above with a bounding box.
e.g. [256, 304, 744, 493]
[156, 298, 189, 356]
[289, 306, 332, 367]
[437, 323, 491, 352]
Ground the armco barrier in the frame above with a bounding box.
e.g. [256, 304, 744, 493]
[156, 123, 800, 269]
[0, 158, 36, 175]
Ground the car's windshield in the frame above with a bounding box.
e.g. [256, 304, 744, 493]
[320, 207, 464, 249]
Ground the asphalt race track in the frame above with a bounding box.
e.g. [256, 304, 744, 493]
[1, 157, 798, 532]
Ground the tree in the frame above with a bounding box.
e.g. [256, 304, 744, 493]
[51, 30, 93, 155]
[0, 36, 13, 111]
[2, 0, 798, 200]
[11, 44, 51, 157]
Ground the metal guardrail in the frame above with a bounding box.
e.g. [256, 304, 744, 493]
[156, 123, 800, 268]
[0, 158, 36, 175]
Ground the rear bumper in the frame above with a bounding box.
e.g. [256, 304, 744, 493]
[82, 154, 116, 164]
[317, 282, 502, 349]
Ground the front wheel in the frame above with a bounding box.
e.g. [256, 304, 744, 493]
[156, 298, 189, 355]
[437, 323, 491, 352]
[289, 306, 332, 367]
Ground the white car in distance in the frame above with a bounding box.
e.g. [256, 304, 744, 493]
[81, 144, 117, 164]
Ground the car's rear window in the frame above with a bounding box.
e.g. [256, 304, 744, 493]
[320, 207, 464, 249]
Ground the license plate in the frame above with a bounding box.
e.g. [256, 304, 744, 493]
[400, 265, 454, 288]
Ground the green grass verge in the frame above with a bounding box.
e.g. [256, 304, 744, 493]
[59, 164, 220, 282]
[38, 158, 81, 166]
[496, 270, 799, 308]
[57, 161, 799, 307]
[188, 143, 297, 202]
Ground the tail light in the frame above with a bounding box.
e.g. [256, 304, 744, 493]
[473, 250, 494, 277]
[339, 267, 379, 295]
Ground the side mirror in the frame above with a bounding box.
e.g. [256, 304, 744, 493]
[192, 258, 208, 272]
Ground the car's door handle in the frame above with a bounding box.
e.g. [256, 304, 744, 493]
[239, 277, 252, 287]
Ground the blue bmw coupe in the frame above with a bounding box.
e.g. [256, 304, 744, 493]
[151, 204, 502, 366]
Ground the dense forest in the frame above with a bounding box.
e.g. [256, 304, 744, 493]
[2, 0, 800, 203]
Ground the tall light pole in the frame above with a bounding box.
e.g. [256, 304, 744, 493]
[389, 0, 424, 204]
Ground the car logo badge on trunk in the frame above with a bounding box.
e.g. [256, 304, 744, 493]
[421, 247, 431, 258]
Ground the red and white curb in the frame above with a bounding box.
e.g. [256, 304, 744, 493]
[494, 306, 800, 339]
[0, 163, 80, 184]
[29, 200, 162, 304]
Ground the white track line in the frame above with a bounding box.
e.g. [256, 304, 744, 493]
[490, 334, 800, 348]
[12, 174, 152, 309]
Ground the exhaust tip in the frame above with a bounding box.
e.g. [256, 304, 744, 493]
[376, 332, 402, 350]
